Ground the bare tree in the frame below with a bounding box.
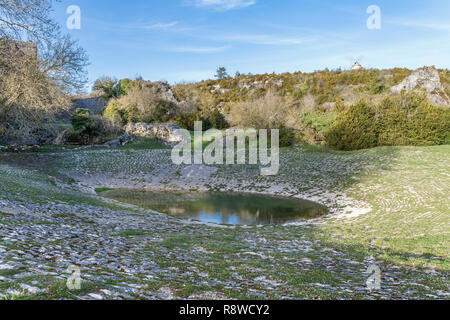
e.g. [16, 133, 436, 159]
[0, 0, 57, 40]
[0, 40, 70, 140]
[40, 34, 89, 93]
[0, 0, 89, 93]
[0, 0, 89, 143]
[228, 90, 296, 129]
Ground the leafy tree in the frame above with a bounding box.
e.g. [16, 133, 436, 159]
[71, 108, 99, 136]
[93, 77, 119, 100]
[117, 78, 131, 95]
[215, 67, 229, 80]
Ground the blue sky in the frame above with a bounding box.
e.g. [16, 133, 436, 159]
[53, 0, 450, 88]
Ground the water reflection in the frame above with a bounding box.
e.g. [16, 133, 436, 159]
[101, 190, 329, 225]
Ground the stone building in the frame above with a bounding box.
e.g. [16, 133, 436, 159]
[352, 61, 363, 70]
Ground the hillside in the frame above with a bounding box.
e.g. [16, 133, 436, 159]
[171, 67, 450, 110]
[94, 66, 449, 151]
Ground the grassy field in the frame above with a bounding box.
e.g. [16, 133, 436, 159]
[0, 143, 448, 299]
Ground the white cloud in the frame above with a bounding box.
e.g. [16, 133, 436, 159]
[166, 45, 228, 53]
[389, 20, 450, 31]
[132, 21, 179, 30]
[219, 34, 313, 45]
[191, 0, 256, 11]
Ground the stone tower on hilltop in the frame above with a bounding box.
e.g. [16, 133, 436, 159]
[352, 61, 363, 70]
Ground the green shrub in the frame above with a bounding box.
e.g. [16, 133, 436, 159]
[326, 96, 450, 151]
[103, 101, 124, 125]
[117, 78, 131, 95]
[374, 97, 409, 146]
[301, 111, 337, 133]
[375, 94, 449, 146]
[71, 108, 99, 136]
[174, 110, 202, 131]
[278, 126, 296, 147]
[364, 71, 385, 94]
[406, 102, 450, 145]
[93, 77, 120, 101]
[326, 101, 378, 151]
[69, 108, 121, 145]
[205, 108, 229, 130]
[141, 99, 178, 123]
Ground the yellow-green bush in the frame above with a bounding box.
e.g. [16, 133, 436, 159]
[103, 101, 124, 125]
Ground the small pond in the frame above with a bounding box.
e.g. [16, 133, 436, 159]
[100, 190, 329, 225]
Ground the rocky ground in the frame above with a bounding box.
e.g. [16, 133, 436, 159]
[0, 143, 448, 300]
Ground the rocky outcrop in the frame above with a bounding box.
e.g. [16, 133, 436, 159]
[391, 67, 449, 106]
[103, 134, 136, 148]
[237, 77, 283, 91]
[154, 82, 178, 104]
[124, 123, 184, 147]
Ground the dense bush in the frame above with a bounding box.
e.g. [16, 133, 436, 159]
[227, 90, 294, 129]
[93, 77, 120, 101]
[69, 108, 121, 145]
[404, 102, 450, 145]
[301, 111, 337, 133]
[102, 101, 124, 125]
[174, 110, 202, 131]
[71, 108, 99, 135]
[102, 80, 231, 131]
[103, 85, 179, 124]
[327, 95, 450, 151]
[277, 126, 297, 147]
[204, 108, 229, 130]
[326, 101, 378, 151]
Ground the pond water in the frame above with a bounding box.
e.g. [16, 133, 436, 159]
[101, 190, 329, 225]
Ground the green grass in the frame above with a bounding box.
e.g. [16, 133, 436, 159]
[117, 229, 149, 237]
[0, 165, 129, 211]
[28, 279, 105, 300]
[120, 137, 169, 150]
[0, 212, 10, 218]
[95, 187, 114, 193]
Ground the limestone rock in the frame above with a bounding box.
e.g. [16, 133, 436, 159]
[124, 123, 183, 147]
[391, 67, 449, 106]
[155, 82, 178, 104]
[103, 134, 136, 148]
